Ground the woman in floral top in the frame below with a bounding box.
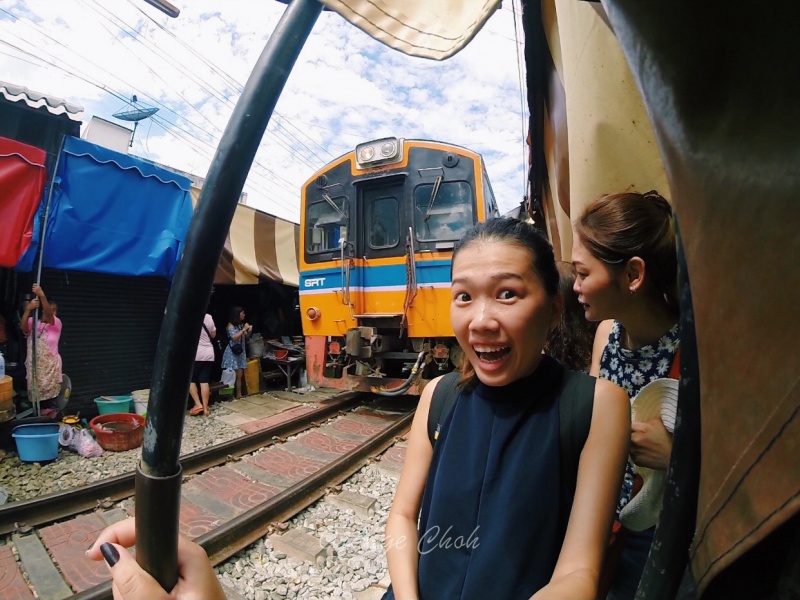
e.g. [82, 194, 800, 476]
[572, 191, 681, 600]
[221, 306, 252, 399]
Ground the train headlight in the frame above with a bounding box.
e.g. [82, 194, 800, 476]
[380, 140, 397, 157]
[355, 137, 403, 169]
[306, 307, 321, 321]
[359, 146, 375, 162]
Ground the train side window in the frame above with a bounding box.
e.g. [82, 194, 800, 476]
[369, 196, 399, 249]
[482, 169, 500, 218]
[307, 197, 347, 253]
[414, 181, 474, 242]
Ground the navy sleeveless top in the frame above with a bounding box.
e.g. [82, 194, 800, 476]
[383, 355, 567, 600]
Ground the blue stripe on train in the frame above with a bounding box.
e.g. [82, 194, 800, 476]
[301, 261, 451, 291]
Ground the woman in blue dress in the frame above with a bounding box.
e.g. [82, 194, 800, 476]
[221, 306, 252, 399]
[571, 191, 682, 600]
[383, 218, 630, 600]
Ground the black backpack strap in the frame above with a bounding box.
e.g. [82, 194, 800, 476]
[427, 372, 461, 446]
[559, 369, 596, 503]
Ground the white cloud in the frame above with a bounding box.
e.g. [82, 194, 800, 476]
[0, 0, 528, 221]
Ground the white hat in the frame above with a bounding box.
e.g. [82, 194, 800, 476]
[619, 377, 679, 532]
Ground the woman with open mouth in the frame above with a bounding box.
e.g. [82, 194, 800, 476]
[382, 217, 630, 600]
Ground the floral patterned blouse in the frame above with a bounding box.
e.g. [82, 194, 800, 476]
[599, 320, 680, 516]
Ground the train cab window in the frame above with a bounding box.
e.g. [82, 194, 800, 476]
[414, 181, 474, 241]
[369, 196, 400, 248]
[307, 196, 348, 253]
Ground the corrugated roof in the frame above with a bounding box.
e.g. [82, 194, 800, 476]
[0, 80, 84, 122]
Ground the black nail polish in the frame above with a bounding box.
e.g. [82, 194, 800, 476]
[100, 542, 120, 567]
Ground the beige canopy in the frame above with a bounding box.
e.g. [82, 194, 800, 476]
[319, 0, 500, 59]
[190, 188, 299, 287]
[537, 0, 669, 260]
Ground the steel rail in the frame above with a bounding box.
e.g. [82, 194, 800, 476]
[0, 392, 364, 534]
[71, 411, 413, 600]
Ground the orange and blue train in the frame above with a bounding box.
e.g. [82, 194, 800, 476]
[299, 137, 500, 395]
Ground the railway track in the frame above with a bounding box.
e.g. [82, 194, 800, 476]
[0, 393, 414, 600]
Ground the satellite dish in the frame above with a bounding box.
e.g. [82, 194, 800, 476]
[113, 95, 159, 147]
[113, 107, 159, 121]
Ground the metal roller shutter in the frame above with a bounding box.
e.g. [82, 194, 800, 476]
[41, 269, 168, 415]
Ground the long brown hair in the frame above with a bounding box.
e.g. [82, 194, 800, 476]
[545, 262, 598, 372]
[573, 190, 678, 311]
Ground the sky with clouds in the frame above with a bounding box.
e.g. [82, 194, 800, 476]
[0, 0, 529, 223]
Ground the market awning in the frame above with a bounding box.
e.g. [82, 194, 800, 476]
[190, 188, 299, 287]
[0, 136, 47, 268]
[17, 136, 193, 278]
[318, 0, 500, 59]
[0, 80, 84, 121]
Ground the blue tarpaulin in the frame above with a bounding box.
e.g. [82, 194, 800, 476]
[17, 136, 192, 278]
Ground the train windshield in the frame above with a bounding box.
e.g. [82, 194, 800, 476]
[413, 181, 474, 241]
[307, 194, 348, 253]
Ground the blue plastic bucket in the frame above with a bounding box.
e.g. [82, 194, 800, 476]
[94, 396, 132, 415]
[12, 423, 60, 462]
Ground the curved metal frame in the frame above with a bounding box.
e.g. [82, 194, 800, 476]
[136, 0, 323, 589]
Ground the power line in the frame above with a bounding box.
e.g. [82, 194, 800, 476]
[1, 7, 308, 215]
[124, 0, 337, 163]
[0, 35, 301, 218]
[6, 0, 323, 183]
[122, 0, 335, 165]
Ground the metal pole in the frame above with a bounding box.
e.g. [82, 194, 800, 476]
[135, 0, 323, 590]
[30, 137, 66, 416]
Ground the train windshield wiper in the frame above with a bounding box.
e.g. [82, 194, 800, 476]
[423, 176, 443, 223]
[322, 193, 346, 220]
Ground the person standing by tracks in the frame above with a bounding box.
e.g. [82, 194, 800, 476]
[188, 312, 217, 417]
[20, 284, 63, 416]
[221, 306, 252, 399]
[571, 190, 682, 600]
